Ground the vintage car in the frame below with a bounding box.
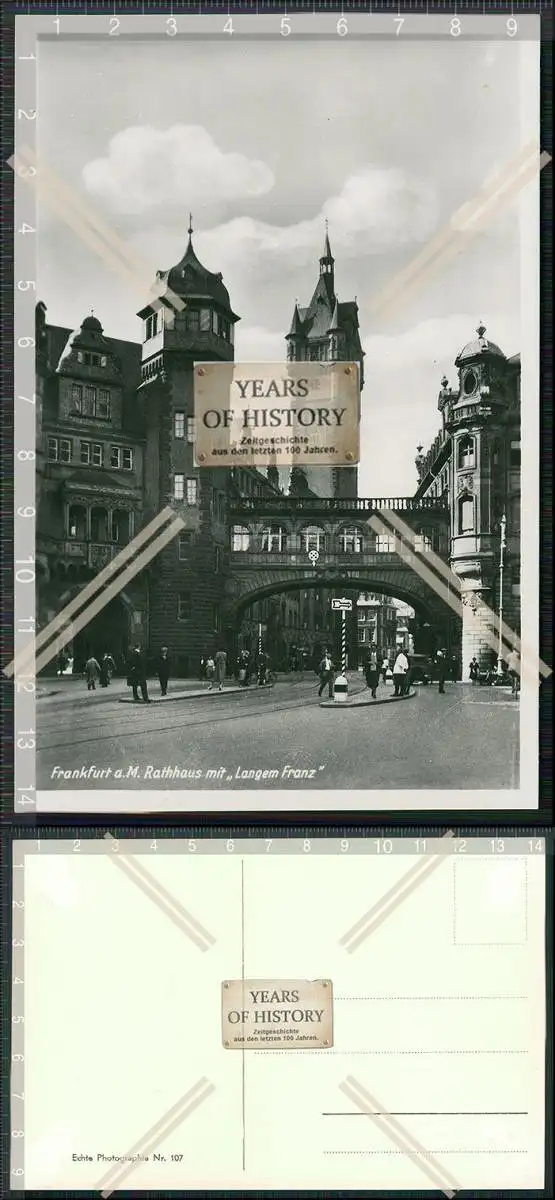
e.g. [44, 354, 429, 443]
[407, 654, 433, 685]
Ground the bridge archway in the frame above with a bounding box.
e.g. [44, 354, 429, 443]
[225, 567, 458, 671]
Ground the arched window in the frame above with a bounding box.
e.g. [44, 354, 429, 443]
[414, 531, 433, 553]
[232, 525, 250, 552]
[301, 525, 325, 553]
[111, 510, 130, 544]
[339, 526, 363, 553]
[261, 525, 287, 553]
[458, 495, 475, 533]
[457, 435, 475, 470]
[90, 507, 109, 542]
[68, 504, 86, 540]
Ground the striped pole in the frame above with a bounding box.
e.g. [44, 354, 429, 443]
[341, 611, 347, 675]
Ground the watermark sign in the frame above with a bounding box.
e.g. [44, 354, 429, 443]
[194, 361, 360, 468]
[222, 978, 333, 1049]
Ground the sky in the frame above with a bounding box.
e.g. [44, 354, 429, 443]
[36, 36, 536, 495]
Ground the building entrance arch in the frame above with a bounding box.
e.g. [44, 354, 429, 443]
[50, 591, 136, 675]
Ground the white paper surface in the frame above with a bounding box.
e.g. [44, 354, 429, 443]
[18, 841, 546, 1191]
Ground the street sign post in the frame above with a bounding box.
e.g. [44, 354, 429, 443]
[331, 597, 353, 701]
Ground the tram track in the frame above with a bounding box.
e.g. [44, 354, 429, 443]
[38, 684, 368, 751]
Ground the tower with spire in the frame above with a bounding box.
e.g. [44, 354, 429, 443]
[136, 216, 241, 662]
[285, 225, 364, 498]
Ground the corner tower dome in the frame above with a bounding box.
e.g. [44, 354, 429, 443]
[156, 216, 237, 315]
[455, 322, 506, 367]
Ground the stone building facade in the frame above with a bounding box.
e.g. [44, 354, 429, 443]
[414, 324, 521, 670]
[35, 227, 314, 675]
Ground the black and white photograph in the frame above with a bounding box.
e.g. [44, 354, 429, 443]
[30, 23, 540, 810]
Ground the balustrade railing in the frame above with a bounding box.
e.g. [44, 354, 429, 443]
[230, 495, 448, 516]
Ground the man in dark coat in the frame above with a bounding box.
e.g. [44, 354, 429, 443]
[156, 646, 170, 697]
[127, 646, 151, 703]
[436, 649, 447, 695]
[364, 644, 380, 699]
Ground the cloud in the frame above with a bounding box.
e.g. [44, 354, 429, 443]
[82, 124, 275, 214]
[176, 165, 439, 275]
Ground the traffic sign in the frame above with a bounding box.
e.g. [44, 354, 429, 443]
[331, 597, 353, 612]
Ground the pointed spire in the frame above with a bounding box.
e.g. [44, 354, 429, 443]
[321, 217, 333, 264]
[323, 217, 332, 260]
[287, 303, 303, 337]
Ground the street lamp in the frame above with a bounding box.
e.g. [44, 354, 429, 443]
[496, 513, 507, 676]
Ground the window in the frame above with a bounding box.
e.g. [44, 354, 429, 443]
[47, 436, 72, 463]
[510, 440, 521, 468]
[187, 417, 195, 444]
[90, 507, 108, 541]
[186, 310, 200, 332]
[340, 526, 363, 553]
[77, 351, 84, 363]
[232, 525, 250, 552]
[178, 532, 192, 560]
[177, 591, 191, 621]
[174, 411, 185, 439]
[173, 474, 184, 500]
[71, 383, 83, 410]
[145, 313, 158, 340]
[301, 526, 324, 553]
[414, 533, 432, 553]
[97, 389, 110, 419]
[83, 386, 96, 416]
[186, 478, 198, 505]
[458, 495, 475, 533]
[111, 511, 130, 543]
[457, 435, 475, 470]
[200, 308, 211, 332]
[261, 525, 287, 552]
[78, 441, 102, 466]
[109, 446, 133, 470]
[100, 355, 107, 367]
[376, 535, 396, 553]
[211, 311, 219, 334]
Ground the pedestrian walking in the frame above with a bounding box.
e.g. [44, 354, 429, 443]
[156, 646, 171, 697]
[214, 647, 227, 692]
[436, 648, 447, 695]
[506, 647, 520, 696]
[380, 656, 389, 684]
[238, 649, 250, 686]
[205, 655, 216, 690]
[469, 656, 479, 684]
[392, 649, 409, 697]
[318, 648, 335, 699]
[84, 655, 101, 691]
[126, 645, 151, 703]
[364, 643, 380, 699]
[99, 652, 115, 688]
